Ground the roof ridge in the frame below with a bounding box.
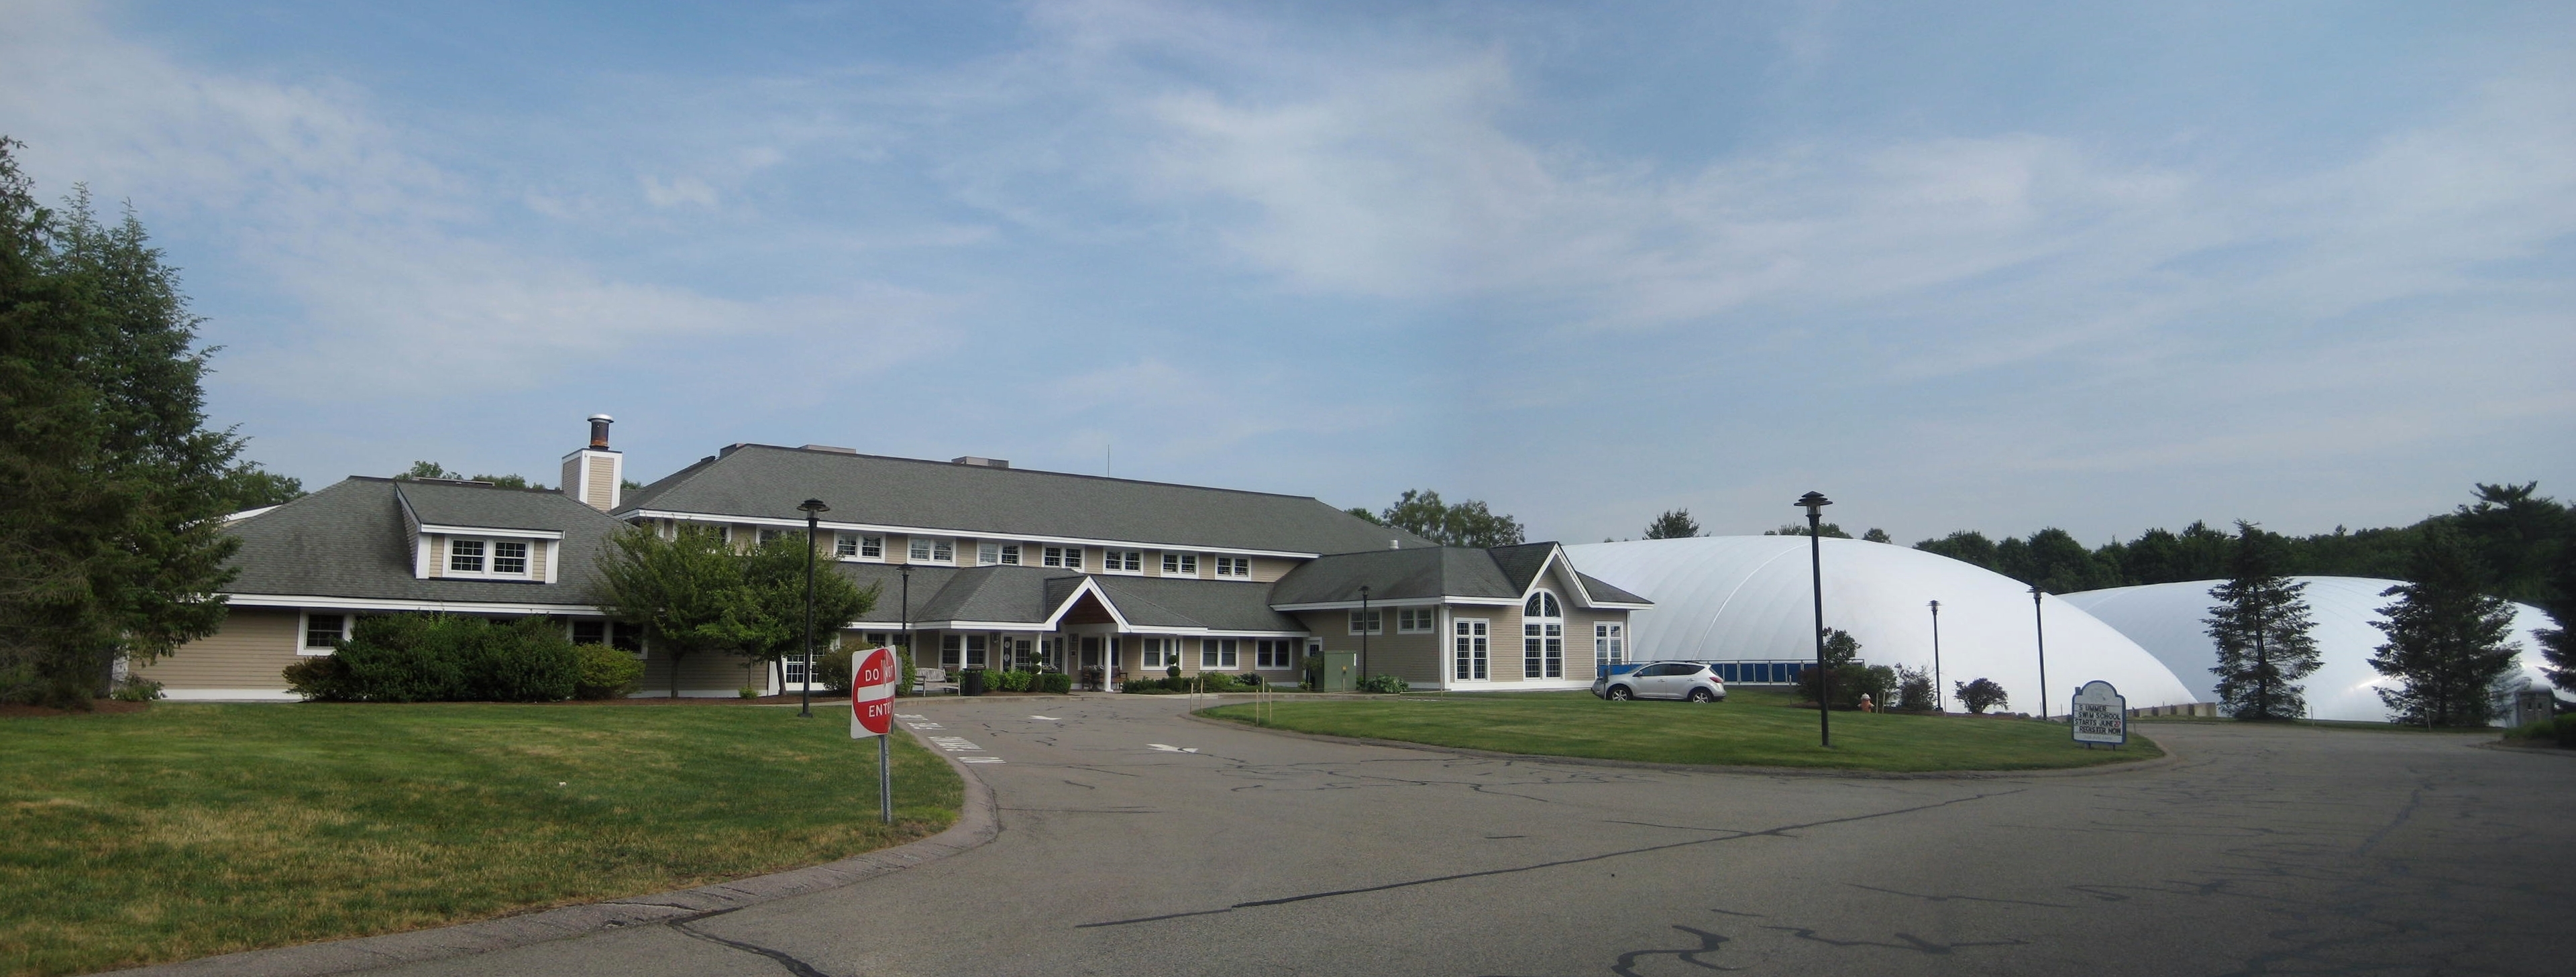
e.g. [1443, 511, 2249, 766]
[718, 443, 1344, 505]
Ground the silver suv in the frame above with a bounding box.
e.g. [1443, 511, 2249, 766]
[1594, 662, 1727, 702]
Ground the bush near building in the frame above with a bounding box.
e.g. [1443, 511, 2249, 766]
[282, 615, 579, 702]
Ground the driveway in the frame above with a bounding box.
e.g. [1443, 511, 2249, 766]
[370, 694, 2574, 977]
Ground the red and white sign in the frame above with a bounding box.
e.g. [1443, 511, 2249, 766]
[851, 646, 896, 739]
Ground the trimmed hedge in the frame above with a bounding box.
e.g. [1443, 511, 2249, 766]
[282, 615, 578, 702]
[572, 643, 643, 699]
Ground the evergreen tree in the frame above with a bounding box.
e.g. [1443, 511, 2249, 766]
[0, 142, 242, 706]
[1643, 509, 1699, 539]
[1860, 528, 1892, 543]
[1766, 522, 1850, 538]
[2534, 540, 2575, 690]
[2368, 529, 2522, 726]
[2204, 522, 2322, 720]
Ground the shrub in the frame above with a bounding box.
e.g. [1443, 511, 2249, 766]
[1956, 678, 2009, 715]
[738, 686, 759, 699]
[108, 677, 164, 702]
[1358, 674, 1409, 694]
[1120, 677, 1164, 693]
[817, 646, 855, 693]
[1236, 673, 1264, 689]
[571, 644, 643, 699]
[1037, 672, 1073, 694]
[1196, 672, 1238, 693]
[990, 669, 1034, 693]
[1894, 665, 1935, 711]
[1795, 663, 1889, 709]
[286, 614, 578, 702]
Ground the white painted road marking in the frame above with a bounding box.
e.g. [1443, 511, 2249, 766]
[895, 713, 926, 720]
[929, 736, 985, 752]
[959, 756, 1005, 764]
[1147, 744, 1199, 753]
[1029, 715, 1060, 721]
[906, 722, 945, 730]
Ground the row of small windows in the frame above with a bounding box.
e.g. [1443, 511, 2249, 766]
[1346, 606, 1440, 635]
[930, 634, 1309, 672]
[798, 528, 1252, 579]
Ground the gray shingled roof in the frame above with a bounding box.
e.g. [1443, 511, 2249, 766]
[221, 477, 628, 606]
[621, 445, 1429, 555]
[1270, 544, 1652, 608]
[822, 562, 1298, 631]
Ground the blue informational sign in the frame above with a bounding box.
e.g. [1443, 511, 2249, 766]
[2071, 680, 2127, 746]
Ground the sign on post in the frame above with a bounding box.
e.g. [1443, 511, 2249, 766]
[2071, 680, 2127, 747]
[851, 646, 896, 738]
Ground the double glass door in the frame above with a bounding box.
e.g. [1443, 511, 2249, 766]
[1452, 618, 1489, 681]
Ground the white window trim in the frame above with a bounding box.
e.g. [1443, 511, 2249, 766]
[1348, 609, 1384, 636]
[1395, 606, 1437, 634]
[1200, 637, 1239, 670]
[299, 610, 348, 656]
[624, 510, 1314, 560]
[836, 532, 886, 562]
[1213, 555, 1253, 579]
[1102, 549, 1144, 575]
[1042, 545, 1087, 571]
[1160, 551, 1199, 577]
[908, 536, 957, 565]
[1452, 616, 1492, 683]
[441, 536, 535, 581]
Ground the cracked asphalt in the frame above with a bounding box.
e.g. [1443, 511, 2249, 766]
[362, 694, 2573, 977]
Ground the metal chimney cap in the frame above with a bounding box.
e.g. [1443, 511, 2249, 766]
[588, 414, 614, 423]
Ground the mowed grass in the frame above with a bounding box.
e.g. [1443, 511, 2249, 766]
[1203, 688, 2160, 772]
[1, 703, 961, 977]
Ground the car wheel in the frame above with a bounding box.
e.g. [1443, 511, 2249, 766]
[1607, 685, 1635, 701]
[1688, 687, 1715, 703]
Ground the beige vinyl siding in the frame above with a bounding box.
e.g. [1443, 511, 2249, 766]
[887, 534, 910, 563]
[1292, 610, 1441, 685]
[584, 455, 616, 509]
[1569, 611, 1628, 675]
[426, 535, 446, 578]
[1248, 557, 1299, 583]
[559, 457, 583, 503]
[133, 609, 303, 689]
[530, 540, 550, 581]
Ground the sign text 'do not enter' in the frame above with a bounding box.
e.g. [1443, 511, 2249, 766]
[851, 647, 895, 739]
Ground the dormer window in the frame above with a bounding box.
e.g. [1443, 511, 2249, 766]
[444, 536, 532, 579]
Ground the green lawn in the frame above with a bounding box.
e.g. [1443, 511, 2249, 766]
[1, 703, 961, 977]
[1201, 689, 2161, 772]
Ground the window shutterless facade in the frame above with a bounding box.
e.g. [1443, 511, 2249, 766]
[910, 537, 955, 563]
[1348, 609, 1383, 634]
[1396, 607, 1436, 633]
[1103, 549, 1143, 574]
[1524, 591, 1564, 679]
[1201, 638, 1238, 669]
[1594, 623, 1624, 670]
[570, 620, 646, 657]
[940, 634, 963, 669]
[1453, 618, 1489, 681]
[978, 542, 1022, 566]
[443, 537, 532, 579]
[758, 528, 783, 545]
[1214, 555, 1250, 578]
[837, 534, 884, 559]
[302, 613, 345, 654]
[1161, 552, 1197, 577]
[1254, 638, 1300, 669]
[1043, 545, 1084, 569]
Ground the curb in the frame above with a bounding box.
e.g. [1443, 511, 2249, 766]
[1182, 709, 2182, 781]
[123, 725, 1000, 977]
[2470, 739, 2576, 758]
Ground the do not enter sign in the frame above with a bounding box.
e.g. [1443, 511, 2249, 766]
[851, 646, 896, 739]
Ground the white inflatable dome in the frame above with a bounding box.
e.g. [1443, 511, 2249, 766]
[2061, 577, 2562, 724]
[1565, 538, 2196, 712]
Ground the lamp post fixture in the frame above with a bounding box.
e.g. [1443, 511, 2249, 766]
[1796, 491, 1833, 748]
[796, 499, 829, 718]
[1928, 599, 1944, 713]
[1358, 584, 1372, 687]
[2030, 582, 2049, 721]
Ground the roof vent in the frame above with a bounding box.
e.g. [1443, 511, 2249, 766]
[1391, 540, 1401, 549]
[951, 456, 1010, 469]
[802, 444, 859, 455]
[587, 414, 614, 449]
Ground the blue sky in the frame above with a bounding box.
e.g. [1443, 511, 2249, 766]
[5, 0, 2569, 546]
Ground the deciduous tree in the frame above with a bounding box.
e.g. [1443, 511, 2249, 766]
[1644, 509, 1699, 539]
[1379, 490, 1525, 548]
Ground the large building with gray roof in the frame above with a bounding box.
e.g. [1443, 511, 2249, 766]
[140, 418, 1645, 697]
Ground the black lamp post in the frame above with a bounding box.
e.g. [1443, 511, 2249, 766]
[1928, 599, 1944, 713]
[796, 499, 829, 717]
[2029, 583, 2049, 721]
[1358, 584, 1372, 687]
[1796, 491, 1832, 747]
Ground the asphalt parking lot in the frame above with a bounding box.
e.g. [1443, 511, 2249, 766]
[358, 693, 2573, 977]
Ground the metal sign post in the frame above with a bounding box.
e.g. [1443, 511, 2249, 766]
[851, 646, 897, 823]
[2071, 681, 2127, 748]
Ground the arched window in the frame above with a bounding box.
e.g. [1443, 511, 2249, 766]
[1523, 590, 1564, 679]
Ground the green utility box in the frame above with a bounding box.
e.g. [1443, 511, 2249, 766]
[1321, 652, 1359, 692]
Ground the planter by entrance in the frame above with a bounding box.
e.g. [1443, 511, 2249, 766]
[961, 669, 987, 696]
